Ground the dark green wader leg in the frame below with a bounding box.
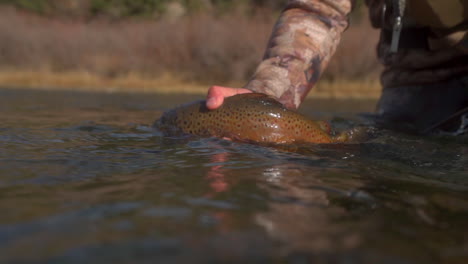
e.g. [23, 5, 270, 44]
[375, 76, 468, 134]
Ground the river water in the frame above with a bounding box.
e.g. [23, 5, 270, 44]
[0, 88, 467, 263]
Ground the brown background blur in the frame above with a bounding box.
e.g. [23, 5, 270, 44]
[0, 0, 382, 98]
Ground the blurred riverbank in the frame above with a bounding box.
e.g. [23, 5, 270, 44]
[0, 2, 382, 99]
[0, 70, 381, 99]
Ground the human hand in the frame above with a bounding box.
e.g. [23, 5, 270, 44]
[206, 85, 252, 110]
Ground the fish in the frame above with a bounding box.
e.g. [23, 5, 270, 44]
[155, 93, 345, 144]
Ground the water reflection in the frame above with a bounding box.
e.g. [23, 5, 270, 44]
[1, 89, 467, 263]
[206, 152, 230, 194]
[196, 138, 468, 263]
[199, 146, 368, 257]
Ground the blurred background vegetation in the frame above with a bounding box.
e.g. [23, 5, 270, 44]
[0, 0, 381, 97]
[0, 0, 287, 17]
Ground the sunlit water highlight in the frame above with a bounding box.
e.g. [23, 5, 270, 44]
[0, 88, 467, 263]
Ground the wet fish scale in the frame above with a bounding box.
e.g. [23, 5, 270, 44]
[155, 93, 333, 144]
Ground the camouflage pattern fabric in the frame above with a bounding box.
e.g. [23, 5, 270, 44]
[244, 0, 353, 109]
[406, 0, 468, 33]
[245, 0, 467, 110]
[367, 0, 468, 88]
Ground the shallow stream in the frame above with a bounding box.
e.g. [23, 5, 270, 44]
[0, 88, 467, 263]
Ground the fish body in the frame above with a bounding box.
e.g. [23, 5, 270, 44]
[155, 93, 334, 144]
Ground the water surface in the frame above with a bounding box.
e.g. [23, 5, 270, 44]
[0, 88, 467, 263]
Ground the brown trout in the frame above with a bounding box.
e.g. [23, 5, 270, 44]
[155, 93, 344, 144]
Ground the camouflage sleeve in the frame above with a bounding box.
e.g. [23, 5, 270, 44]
[244, 0, 353, 109]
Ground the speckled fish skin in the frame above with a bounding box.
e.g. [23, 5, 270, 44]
[155, 93, 333, 144]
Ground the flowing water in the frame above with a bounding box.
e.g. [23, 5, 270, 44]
[0, 88, 467, 264]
